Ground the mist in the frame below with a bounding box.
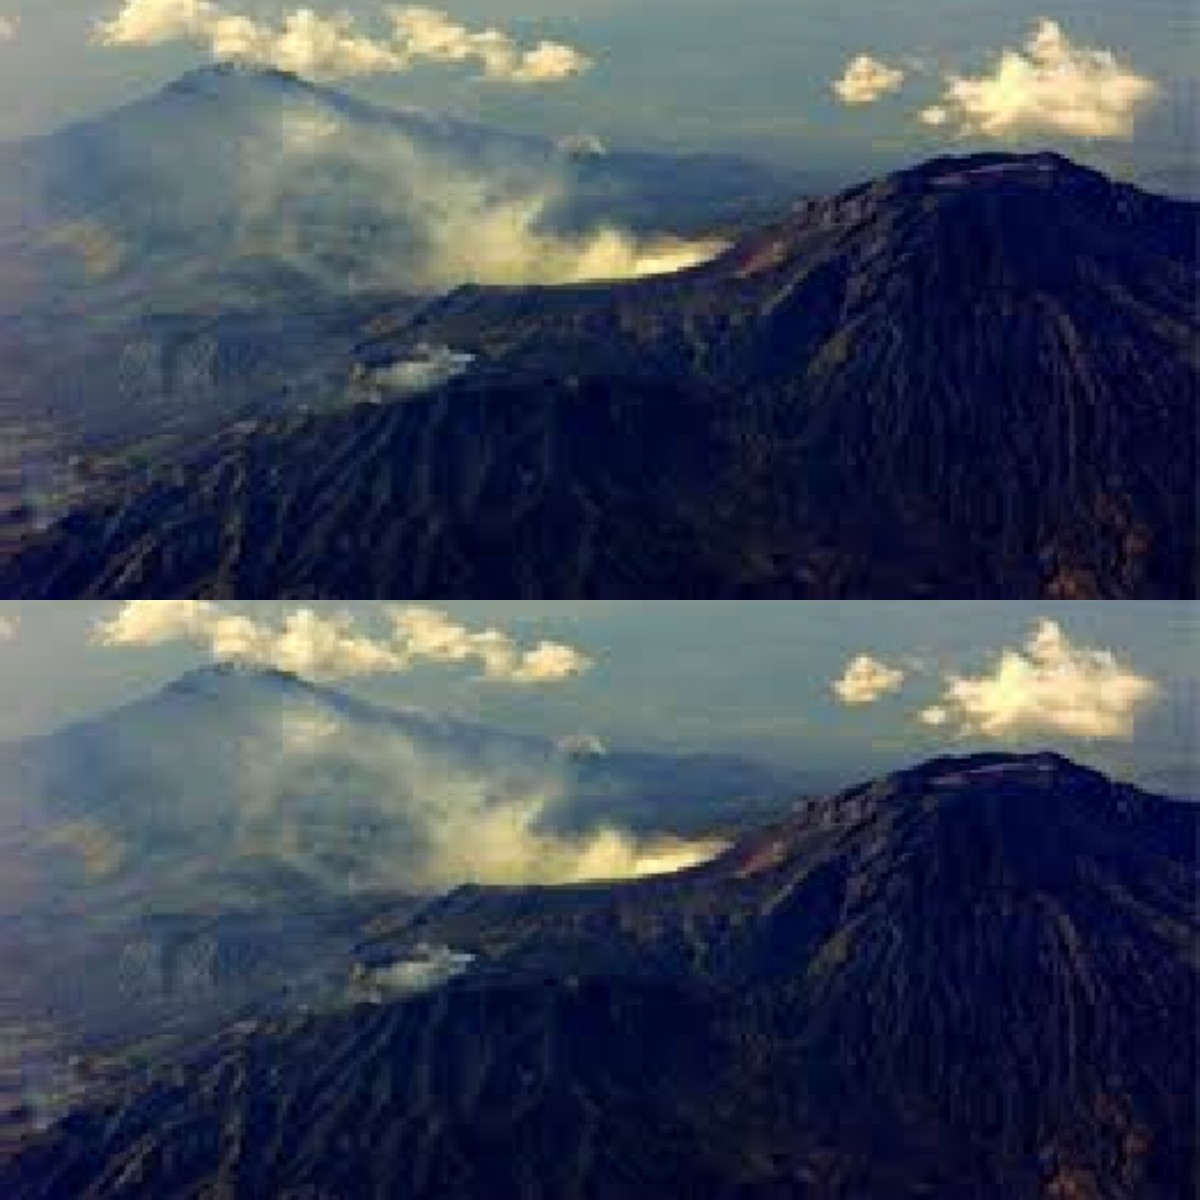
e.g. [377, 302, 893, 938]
[1, 688, 727, 921]
[236, 101, 728, 293]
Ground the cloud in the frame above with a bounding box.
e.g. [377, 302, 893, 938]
[223, 99, 726, 290]
[0, 14, 17, 41]
[387, 606, 592, 684]
[352, 945, 476, 1001]
[0, 613, 17, 640]
[390, 6, 591, 84]
[95, 1, 592, 84]
[365, 344, 476, 399]
[93, 602, 592, 685]
[833, 54, 906, 105]
[919, 619, 1158, 739]
[557, 733, 608, 757]
[920, 19, 1158, 139]
[833, 655, 906, 705]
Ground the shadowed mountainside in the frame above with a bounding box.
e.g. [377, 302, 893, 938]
[4, 753, 1195, 1199]
[3, 153, 1195, 599]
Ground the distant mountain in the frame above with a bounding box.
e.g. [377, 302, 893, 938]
[0, 65, 799, 551]
[5, 753, 1195, 1198]
[5, 153, 1195, 598]
[0, 665, 790, 1128]
[1, 663, 793, 916]
[0, 63, 798, 320]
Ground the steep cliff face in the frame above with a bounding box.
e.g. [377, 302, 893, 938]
[6, 755, 1195, 1199]
[5, 154, 1195, 599]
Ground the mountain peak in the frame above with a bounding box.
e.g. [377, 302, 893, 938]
[896, 149, 1100, 186]
[162, 661, 315, 697]
[162, 61, 318, 100]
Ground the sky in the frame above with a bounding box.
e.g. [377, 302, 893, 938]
[0, 602, 1195, 794]
[0, 1, 1195, 182]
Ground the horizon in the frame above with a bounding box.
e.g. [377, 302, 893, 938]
[1, 602, 1194, 795]
[0, 2, 1194, 190]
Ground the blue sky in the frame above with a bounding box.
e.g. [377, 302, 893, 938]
[0, 602, 1195, 793]
[0, 1, 1195, 181]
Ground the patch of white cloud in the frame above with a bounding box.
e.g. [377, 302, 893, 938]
[95, 1, 592, 84]
[557, 733, 608, 757]
[919, 619, 1158, 740]
[920, 19, 1158, 139]
[351, 945, 475, 1001]
[556, 133, 609, 158]
[833, 54, 906, 105]
[367, 344, 476, 399]
[0, 14, 18, 41]
[833, 654, 906, 705]
[93, 602, 592, 685]
[0, 612, 17, 640]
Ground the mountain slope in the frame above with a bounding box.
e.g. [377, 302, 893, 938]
[0, 63, 795, 319]
[3, 153, 1194, 599]
[4, 754, 1195, 1198]
[0, 65, 795, 556]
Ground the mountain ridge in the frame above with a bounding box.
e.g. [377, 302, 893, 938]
[4, 148, 1194, 599]
[4, 751, 1194, 1198]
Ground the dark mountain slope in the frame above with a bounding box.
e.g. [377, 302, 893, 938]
[3, 153, 1195, 599]
[5, 754, 1195, 1199]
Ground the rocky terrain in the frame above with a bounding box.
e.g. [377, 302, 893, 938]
[3, 753, 1195, 1198]
[4, 152, 1195, 598]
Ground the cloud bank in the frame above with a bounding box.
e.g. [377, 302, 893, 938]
[920, 619, 1157, 740]
[94, 602, 593, 685]
[834, 55, 906, 105]
[96, 1, 592, 84]
[921, 19, 1158, 139]
[833, 655, 906, 705]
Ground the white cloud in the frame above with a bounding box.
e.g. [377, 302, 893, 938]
[920, 619, 1158, 740]
[389, 6, 591, 84]
[93, 602, 592, 685]
[833, 54, 906, 105]
[920, 19, 1158, 139]
[0, 612, 17, 640]
[367, 344, 476, 399]
[386, 606, 592, 684]
[833, 654, 906, 705]
[353, 945, 476, 1000]
[0, 14, 18, 41]
[95, 1, 592, 84]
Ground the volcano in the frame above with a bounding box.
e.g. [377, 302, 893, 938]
[3, 152, 1196, 599]
[4, 753, 1195, 1199]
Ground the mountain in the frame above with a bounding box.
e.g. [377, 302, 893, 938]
[0, 665, 791, 1136]
[0, 63, 796, 319]
[0, 66, 798, 557]
[4, 753, 1195, 1198]
[1, 662, 792, 916]
[4, 152, 1195, 599]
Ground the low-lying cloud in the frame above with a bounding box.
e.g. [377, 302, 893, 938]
[223, 95, 726, 291]
[351, 945, 476, 1001]
[920, 19, 1158, 139]
[833, 55, 906, 105]
[96, 1, 592, 84]
[95, 602, 593, 685]
[367, 344, 477, 399]
[920, 619, 1158, 740]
